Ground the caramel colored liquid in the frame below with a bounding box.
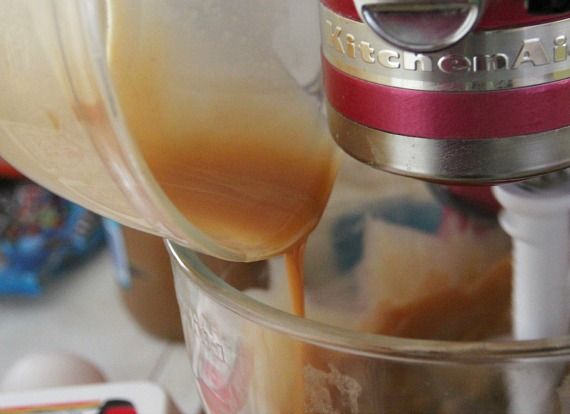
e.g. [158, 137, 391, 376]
[108, 2, 337, 260]
[108, 5, 324, 412]
[286, 241, 307, 317]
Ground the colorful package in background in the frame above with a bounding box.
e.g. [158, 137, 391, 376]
[0, 179, 105, 296]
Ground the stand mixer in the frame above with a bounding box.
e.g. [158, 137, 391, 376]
[323, 0, 570, 183]
[319, 3, 570, 411]
[3, 0, 570, 413]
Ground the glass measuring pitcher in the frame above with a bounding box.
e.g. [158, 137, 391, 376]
[0, 0, 338, 261]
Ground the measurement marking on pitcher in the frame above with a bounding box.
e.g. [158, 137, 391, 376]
[190, 314, 226, 363]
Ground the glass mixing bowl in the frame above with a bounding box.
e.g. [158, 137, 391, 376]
[168, 157, 570, 414]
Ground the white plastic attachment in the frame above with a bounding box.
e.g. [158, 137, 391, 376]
[494, 178, 570, 414]
[494, 181, 570, 340]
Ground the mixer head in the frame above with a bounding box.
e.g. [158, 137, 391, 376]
[321, 0, 570, 184]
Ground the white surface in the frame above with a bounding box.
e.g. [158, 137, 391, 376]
[0, 248, 200, 414]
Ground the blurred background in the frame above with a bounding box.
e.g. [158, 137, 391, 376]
[0, 158, 200, 413]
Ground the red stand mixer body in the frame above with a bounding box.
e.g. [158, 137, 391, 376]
[321, 0, 570, 184]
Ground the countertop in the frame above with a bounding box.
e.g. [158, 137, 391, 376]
[0, 247, 201, 413]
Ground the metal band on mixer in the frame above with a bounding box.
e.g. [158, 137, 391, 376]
[321, 4, 570, 91]
[327, 103, 570, 183]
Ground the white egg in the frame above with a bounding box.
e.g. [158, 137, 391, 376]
[1, 352, 106, 392]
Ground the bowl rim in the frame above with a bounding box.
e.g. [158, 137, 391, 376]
[168, 240, 570, 363]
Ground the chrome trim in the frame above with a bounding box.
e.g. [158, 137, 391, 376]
[327, 103, 570, 183]
[321, 4, 570, 91]
[356, 0, 483, 53]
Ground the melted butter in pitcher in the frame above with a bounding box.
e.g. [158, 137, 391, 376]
[107, 0, 337, 265]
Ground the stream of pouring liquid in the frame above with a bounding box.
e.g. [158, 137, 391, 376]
[107, 1, 334, 308]
[286, 241, 307, 317]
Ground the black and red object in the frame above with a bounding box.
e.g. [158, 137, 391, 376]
[98, 400, 137, 414]
[0, 158, 24, 180]
[321, 0, 570, 184]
